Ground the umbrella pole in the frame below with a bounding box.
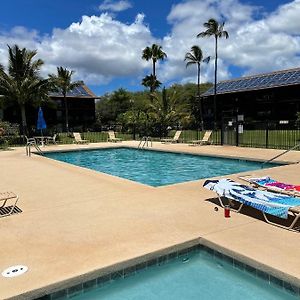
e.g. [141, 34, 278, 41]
[41, 129, 44, 146]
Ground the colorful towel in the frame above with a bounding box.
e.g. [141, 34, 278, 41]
[249, 176, 300, 192]
[203, 178, 300, 219]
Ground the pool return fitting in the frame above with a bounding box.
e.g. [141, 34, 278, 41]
[1, 265, 28, 278]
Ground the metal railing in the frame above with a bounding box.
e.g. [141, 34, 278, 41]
[25, 138, 43, 156]
[262, 141, 300, 167]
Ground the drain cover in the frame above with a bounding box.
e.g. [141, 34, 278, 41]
[1, 265, 28, 278]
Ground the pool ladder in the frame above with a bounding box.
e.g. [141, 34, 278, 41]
[26, 138, 44, 156]
[138, 136, 152, 149]
[261, 141, 300, 167]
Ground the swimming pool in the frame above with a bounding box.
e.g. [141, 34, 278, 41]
[50, 245, 298, 300]
[44, 148, 277, 187]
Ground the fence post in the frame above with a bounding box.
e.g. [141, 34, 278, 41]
[235, 116, 239, 147]
[265, 121, 269, 149]
[221, 118, 224, 145]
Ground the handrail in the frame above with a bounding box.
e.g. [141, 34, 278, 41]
[138, 136, 152, 149]
[262, 142, 300, 167]
[26, 139, 44, 156]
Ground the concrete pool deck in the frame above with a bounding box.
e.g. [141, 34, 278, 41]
[1, 141, 300, 299]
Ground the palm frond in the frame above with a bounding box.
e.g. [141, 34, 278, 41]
[203, 56, 211, 64]
[185, 61, 197, 68]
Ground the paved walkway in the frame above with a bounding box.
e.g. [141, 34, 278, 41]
[1, 142, 300, 299]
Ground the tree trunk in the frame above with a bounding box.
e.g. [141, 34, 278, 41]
[151, 59, 156, 93]
[64, 94, 69, 132]
[214, 36, 218, 130]
[197, 63, 204, 131]
[20, 104, 28, 136]
[197, 63, 200, 97]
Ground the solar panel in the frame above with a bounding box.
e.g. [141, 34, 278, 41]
[202, 68, 300, 96]
[49, 85, 91, 97]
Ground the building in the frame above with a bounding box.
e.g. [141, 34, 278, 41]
[1, 83, 97, 132]
[201, 67, 300, 128]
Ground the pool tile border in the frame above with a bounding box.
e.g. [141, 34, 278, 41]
[35, 243, 300, 299]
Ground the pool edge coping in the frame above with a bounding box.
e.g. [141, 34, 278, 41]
[10, 237, 300, 300]
[36, 144, 296, 165]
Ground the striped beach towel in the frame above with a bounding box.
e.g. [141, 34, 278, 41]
[248, 176, 300, 192]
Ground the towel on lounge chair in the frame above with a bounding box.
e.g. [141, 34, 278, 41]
[249, 176, 300, 191]
[240, 175, 300, 195]
[203, 178, 300, 219]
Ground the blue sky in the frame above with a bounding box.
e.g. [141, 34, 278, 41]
[0, 0, 299, 96]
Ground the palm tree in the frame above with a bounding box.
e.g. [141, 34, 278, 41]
[0, 45, 49, 135]
[141, 74, 161, 92]
[49, 67, 81, 132]
[142, 44, 167, 92]
[185, 45, 210, 130]
[197, 18, 229, 128]
[149, 87, 189, 136]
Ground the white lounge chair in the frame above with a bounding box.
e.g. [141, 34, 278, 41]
[73, 132, 89, 144]
[189, 130, 212, 146]
[0, 192, 19, 218]
[161, 130, 182, 143]
[107, 131, 122, 143]
[203, 178, 300, 231]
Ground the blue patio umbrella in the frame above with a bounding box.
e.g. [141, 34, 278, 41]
[37, 107, 47, 136]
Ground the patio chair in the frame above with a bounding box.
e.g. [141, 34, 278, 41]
[73, 132, 89, 144]
[25, 136, 36, 145]
[0, 192, 19, 218]
[189, 131, 212, 146]
[161, 130, 182, 143]
[24, 136, 43, 156]
[239, 175, 300, 197]
[107, 131, 122, 143]
[203, 178, 300, 231]
[46, 133, 57, 145]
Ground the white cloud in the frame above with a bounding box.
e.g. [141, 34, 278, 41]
[99, 0, 132, 12]
[267, 0, 300, 34]
[0, 27, 41, 66]
[0, 13, 156, 85]
[40, 13, 155, 80]
[161, 0, 300, 85]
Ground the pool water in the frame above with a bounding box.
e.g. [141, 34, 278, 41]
[45, 148, 276, 187]
[67, 248, 297, 300]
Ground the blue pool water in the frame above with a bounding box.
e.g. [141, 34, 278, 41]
[44, 148, 277, 187]
[67, 248, 297, 300]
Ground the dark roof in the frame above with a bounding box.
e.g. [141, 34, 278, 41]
[49, 84, 96, 98]
[202, 67, 300, 97]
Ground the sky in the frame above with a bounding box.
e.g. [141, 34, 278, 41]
[0, 0, 299, 96]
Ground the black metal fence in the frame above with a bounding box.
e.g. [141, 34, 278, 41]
[218, 121, 300, 150]
[1, 122, 300, 151]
